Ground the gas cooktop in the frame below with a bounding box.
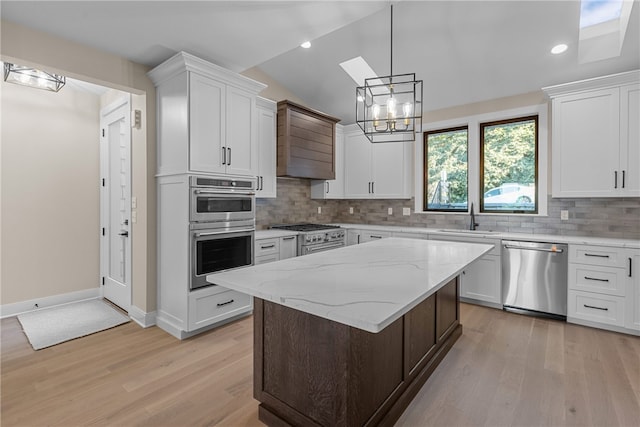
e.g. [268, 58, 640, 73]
[270, 223, 340, 232]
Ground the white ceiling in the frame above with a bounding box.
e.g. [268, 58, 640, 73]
[2, 1, 639, 124]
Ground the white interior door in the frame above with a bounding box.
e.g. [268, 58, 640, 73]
[100, 96, 132, 312]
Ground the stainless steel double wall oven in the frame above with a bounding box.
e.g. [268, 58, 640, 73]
[189, 176, 255, 290]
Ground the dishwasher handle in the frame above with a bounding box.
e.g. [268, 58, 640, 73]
[503, 244, 564, 254]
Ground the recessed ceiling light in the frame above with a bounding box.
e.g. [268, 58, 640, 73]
[300, 41, 311, 49]
[551, 44, 568, 54]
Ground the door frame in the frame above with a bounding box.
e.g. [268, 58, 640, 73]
[99, 95, 132, 311]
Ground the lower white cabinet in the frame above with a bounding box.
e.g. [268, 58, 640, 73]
[188, 287, 252, 331]
[255, 235, 298, 264]
[347, 229, 392, 245]
[568, 244, 639, 335]
[347, 229, 361, 246]
[429, 234, 502, 307]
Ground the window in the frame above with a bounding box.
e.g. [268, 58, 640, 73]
[480, 116, 538, 213]
[424, 127, 468, 211]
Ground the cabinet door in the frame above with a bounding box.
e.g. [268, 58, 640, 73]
[226, 86, 257, 176]
[326, 127, 345, 198]
[460, 256, 501, 304]
[371, 142, 409, 198]
[279, 236, 298, 259]
[625, 252, 640, 331]
[347, 229, 361, 246]
[361, 230, 391, 243]
[190, 73, 226, 173]
[552, 88, 620, 197]
[620, 84, 640, 196]
[256, 100, 277, 198]
[343, 131, 372, 198]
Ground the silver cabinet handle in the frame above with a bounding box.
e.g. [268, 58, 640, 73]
[222, 147, 227, 165]
[584, 276, 609, 282]
[227, 147, 231, 165]
[584, 304, 608, 311]
[195, 228, 254, 237]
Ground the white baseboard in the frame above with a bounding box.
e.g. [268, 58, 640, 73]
[129, 305, 156, 328]
[0, 288, 101, 319]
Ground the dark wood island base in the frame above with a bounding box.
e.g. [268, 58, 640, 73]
[253, 277, 461, 427]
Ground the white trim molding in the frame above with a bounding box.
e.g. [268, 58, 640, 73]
[0, 288, 100, 319]
[129, 305, 157, 328]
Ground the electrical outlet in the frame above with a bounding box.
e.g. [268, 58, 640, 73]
[317, 206, 322, 214]
[349, 207, 354, 214]
[403, 207, 411, 216]
[388, 207, 393, 215]
[561, 210, 569, 221]
[132, 211, 138, 223]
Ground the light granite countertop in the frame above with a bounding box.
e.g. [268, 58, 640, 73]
[207, 237, 493, 333]
[332, 223, 640, 249]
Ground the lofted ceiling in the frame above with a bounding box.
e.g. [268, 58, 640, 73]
[2, 1, 639, 124]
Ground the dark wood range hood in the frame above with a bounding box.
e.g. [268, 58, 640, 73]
[276, 100, 341, 180]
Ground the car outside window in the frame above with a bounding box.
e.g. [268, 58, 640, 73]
[480, 116, 538, 213]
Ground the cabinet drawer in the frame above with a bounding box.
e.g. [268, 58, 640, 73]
[189, 288, 252, 331]
[255, 253, 279, 265]
[570, 245, 627, 268]
[361, 230, 391, 242]
[256, 238, 279, 256]
[569, 264, 626, 296]
[568, 290, 625, 327]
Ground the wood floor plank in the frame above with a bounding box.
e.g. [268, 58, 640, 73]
[3, 303, 639, 427]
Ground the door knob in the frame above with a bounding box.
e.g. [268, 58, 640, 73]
[118, 231, 129, 237]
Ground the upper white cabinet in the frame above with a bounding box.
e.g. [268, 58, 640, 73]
[256, 97, 277, 198]
[343, 126, 413, 199]
[544, 71, 639, 197]
[149, 51, 267, 177]
[310, 125, 344, 199]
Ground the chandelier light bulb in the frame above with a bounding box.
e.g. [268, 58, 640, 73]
[386, 97, 396, 119]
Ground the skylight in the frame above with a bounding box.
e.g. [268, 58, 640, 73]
[580, 0, 623, 28]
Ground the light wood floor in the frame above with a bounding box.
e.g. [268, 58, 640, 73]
[2, 303, 639, 427]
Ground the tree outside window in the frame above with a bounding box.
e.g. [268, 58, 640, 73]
[480, 116, 538, 213]
[424, 127, 468, 211]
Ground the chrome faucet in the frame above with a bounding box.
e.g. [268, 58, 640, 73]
[469, 202, 479, 230]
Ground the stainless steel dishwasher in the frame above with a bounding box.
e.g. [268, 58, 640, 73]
[502, 240, 568, 318]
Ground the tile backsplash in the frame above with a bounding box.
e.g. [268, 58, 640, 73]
[257, 178, 640, 240]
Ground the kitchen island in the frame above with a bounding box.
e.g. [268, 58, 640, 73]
[208, 238, 493, 427]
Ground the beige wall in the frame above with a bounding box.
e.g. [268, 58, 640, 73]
[1, 81, 100, 304]
[1, 20, 157, 312]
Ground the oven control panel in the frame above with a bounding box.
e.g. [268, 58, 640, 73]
[304, 230, 345, 243]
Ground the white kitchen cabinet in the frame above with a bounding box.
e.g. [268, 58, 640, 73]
[392, 231, 428, 239]
[568, 244, 639, 335]
[429, 234, 501, 307]
[544, 71, 639, 197]
[188, 287, 252, 331]
[149, 51, 266, 177]
[255, 235, 298, 264]
[347, 229, 362, 246]
[360, 230, 392, 243]
[256, 97, 277, 198]
[625, 252, 640, 332]
[310, 125, 344, 199]
[343, 126, 412, 199]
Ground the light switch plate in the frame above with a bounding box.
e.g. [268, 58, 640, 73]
[317, 206, 322, 214]
[132, 211, 138, 223]
[131, 196, 137, 209]
[349, 207, 354, 214]
[403, 207, 411, 216]
[561, 210, 569, 220]
[388, 207, 393, 215]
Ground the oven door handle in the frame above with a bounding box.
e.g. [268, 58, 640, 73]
[306, 242, 344, 254]
[194, 189, 255, 195]
[195, 228, 255, 237]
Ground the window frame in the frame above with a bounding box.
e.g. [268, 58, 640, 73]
[414, 104, 548, 217]
[479, 115, 539, 214]
[423, 125, 469, 212]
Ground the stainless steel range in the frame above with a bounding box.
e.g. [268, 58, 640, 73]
[271, 223, 345, 256]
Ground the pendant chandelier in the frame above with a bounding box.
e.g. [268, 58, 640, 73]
[356, 4, 422, 143]
[3, 63, 66, 92]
